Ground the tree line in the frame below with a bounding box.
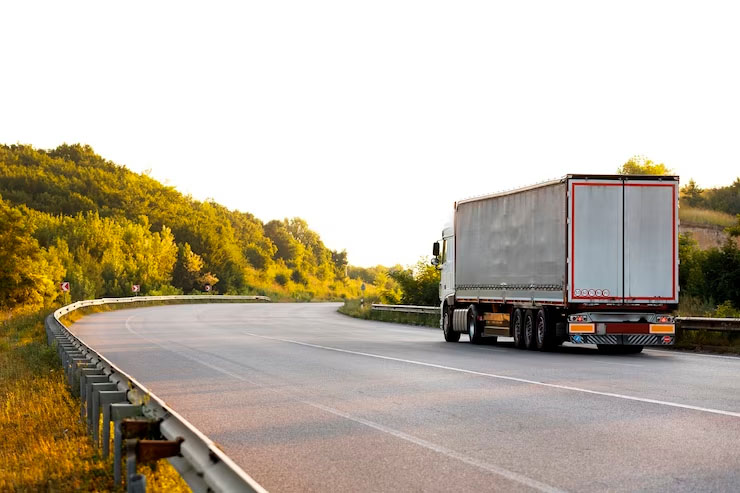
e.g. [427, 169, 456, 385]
[0, 144, 364, 313]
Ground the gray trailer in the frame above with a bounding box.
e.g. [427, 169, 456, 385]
[432, 174, 678, 353]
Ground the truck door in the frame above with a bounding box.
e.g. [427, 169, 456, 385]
[440, 235, 455, 302]
[569, 179, 624, 302]
[568, 178, 678, 304]
[623, 181, 678, 303]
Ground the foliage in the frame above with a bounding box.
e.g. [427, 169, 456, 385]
[388, 259, 440, 306]
[0, 143, 368, 308]
[680, 179, 704, 207]
[680, 177, 740, 217]
[679, 233, 740, 313]
[617, 156, 672, 175]
[0, 197, 64, 313]
[726, 214, 740, 238]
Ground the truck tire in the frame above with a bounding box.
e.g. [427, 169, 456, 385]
[442, 305, 460, 342]
[512, 309, 525, 349]
[534, 308, 553, 351]
[524, 310, 537, 349]
[467, 305, 484, 345]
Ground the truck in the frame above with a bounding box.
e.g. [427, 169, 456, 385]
[432, 174, 678, 353]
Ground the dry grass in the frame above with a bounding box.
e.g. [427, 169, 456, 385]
[679, 206, 737, 228]
[0, 309, 190, 492]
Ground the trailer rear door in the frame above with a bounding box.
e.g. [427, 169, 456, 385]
[623, 181, 678, 303]
[568, 177, 678, 305]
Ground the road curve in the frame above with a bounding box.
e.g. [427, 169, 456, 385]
[70, 303, 740, 492]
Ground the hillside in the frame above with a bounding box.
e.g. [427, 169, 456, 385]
[0, 144, 364, 311]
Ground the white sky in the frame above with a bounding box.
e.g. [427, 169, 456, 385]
[2, 1, 739, 267]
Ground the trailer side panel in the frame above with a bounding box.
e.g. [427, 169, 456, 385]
[455, 181, 566, 303]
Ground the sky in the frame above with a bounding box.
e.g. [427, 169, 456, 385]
[1, 1, 739, 267]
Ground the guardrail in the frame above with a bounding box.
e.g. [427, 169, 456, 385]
[371, 304, 440, 315]
[677, 317, 740, 332]
[47, 295, 271, 493]
[370, 304, 740, 333]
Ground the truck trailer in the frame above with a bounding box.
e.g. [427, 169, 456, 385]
[432, 174, 679, 353]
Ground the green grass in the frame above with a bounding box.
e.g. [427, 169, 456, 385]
[338, 299, 439, 328]
[0, 308, 190, 492]
[679, 206, 737, 228]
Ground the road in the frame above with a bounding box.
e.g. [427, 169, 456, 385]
[69, 303, 740, 492]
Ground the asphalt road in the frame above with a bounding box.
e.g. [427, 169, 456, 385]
[70, 303, 740, 492]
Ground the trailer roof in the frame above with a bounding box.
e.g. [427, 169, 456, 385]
[455, 174, 679, 207]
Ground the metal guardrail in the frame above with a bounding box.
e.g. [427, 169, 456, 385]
[677, 317, 740, 333]
[371, 303, 440, 315]
[371, 305, 740, 333]
[47, 295, 271, 493]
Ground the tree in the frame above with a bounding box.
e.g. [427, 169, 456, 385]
[680, 179, 705, 207]
[389, 259, 440, 306]
[331, 250, 348, 279]
[0, 197, 64, 312]
[617, 156, 672, 175]
[264, 220, 301, 264]
[173, 243, 205, 292]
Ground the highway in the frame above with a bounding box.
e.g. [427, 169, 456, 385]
[69, 303, 740, 492]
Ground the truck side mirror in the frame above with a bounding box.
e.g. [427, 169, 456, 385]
[432, 242, 440, 256]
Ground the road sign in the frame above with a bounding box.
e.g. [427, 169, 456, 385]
[205, 284, 211, 292]
[60, 282, 70, 292]
[132, 284, 140, 293]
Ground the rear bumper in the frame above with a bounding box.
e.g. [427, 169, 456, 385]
[569, 334, 674, 345]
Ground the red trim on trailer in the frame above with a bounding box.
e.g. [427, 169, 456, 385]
[570, 181, 677, 303]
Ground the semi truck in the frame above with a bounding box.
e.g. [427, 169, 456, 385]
[432, 174, 679, 353]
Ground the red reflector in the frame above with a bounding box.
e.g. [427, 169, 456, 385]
[662, 336, 672, 344]
[576, 316, 583, 322]
[659, 316, 668, 323]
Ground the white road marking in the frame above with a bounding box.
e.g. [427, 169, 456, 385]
[242, 331, 740, 418]
[124, 315, 564, 492]
[305, 401, 565, 493]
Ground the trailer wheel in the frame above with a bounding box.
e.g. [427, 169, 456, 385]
[512, 309, 525, 349]
[534, 309, 553, 351]
[442, 305, 460, 342]
[467, 305, 484, 345]
[524, 310, 537, 349]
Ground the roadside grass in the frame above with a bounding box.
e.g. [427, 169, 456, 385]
[679, 206, 736, 228]
[338, 299, 439, 328]
[0, 308, 189, 492]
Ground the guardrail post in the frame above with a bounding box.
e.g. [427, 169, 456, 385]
[79, 368, 105, 419]
[129, 473, 146, 493]
[126, 439, 139, 493]
[85, 375, 111, 429]
[112, 405, 144, 485]
[90, 382, 118, 447]
[100, 391, 128, 457]
[120, 419, 163, 489]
